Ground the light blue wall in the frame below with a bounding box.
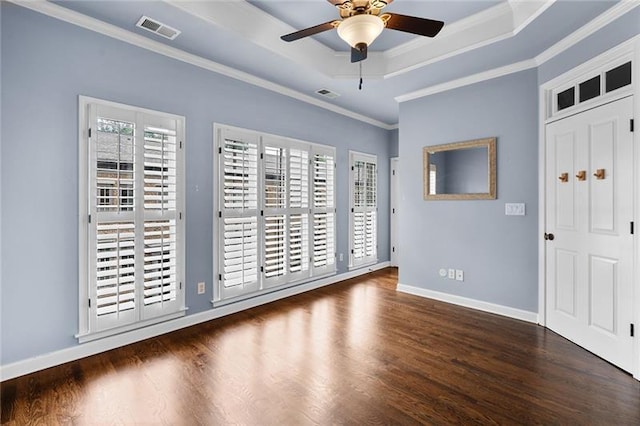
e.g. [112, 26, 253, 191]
[397, 7, 638, 314]
[0, 3, 391, 365]
[398, 69, 539, 312]
[389, 129, 399, 158]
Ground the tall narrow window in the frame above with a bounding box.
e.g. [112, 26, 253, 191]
[215, 126, 335, 303]
[349, 152, 377, 269]
[79, 97, 185, 340]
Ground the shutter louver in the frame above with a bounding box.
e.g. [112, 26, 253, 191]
[264, 146, 286, 209]
[143, 220, 177, 306]
[96, 222, 136, 316]
[222, 217, 258, 288]
[313, 212, 335, 268]
[352, 212, 365, 260]
[289, 149, 308, 209]
[365, 211, 376, 257]
[264, 215, 286, 278]
[289, 214, 309, 274]
[144, 126, 177, 211]
[223, 139, 258, 211]
[313, 153, 334, 208]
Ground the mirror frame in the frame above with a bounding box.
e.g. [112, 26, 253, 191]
[423, 137, 496, 200]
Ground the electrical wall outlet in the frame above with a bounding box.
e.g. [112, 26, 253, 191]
[339, 253, 344, 262]
[197, 281, 205, 294]
[448, 269, 455, 279]
[455, 270, 464, 281]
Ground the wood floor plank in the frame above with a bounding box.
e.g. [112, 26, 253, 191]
[2, 268, 639, 425]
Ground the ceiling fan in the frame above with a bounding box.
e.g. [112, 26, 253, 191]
[280, 0, 444, 63]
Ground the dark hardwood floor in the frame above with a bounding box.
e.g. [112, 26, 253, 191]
[2, 268, 640, 425]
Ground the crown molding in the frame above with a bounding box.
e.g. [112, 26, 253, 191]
[395, 59, 537, 103]
[9, 0, 395, 130]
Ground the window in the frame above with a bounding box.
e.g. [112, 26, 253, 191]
[349, 152, 377, 269]
[79, 97, 185, 340]
[215, 125, 335, 302]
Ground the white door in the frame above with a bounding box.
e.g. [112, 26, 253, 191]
[545, 96, 634, 372]
[390, 157, 399, 267]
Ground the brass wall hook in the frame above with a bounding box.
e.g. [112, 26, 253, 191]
[593, 169, 606, 180]
[558, 172, 568, 183]
[575, 170, 586, 181]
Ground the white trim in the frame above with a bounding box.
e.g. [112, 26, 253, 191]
[537, 81, 547, 328]
[0, 261, 390, 382]
[10, 0, 394, 130]
[395, 59, 536, 103]
[397, 284, 538, 324]
[535, 1, 640, 66]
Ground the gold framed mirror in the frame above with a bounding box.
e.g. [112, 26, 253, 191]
[423, 137, 496, 200]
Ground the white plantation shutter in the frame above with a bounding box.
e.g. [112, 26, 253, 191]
[83, 100, 185, 337]
[218, 129, 260, 299]
[264, 215, 286, 279]
[287, 147, 310, 281]
[350, 152, 377, 268]
[143, 220, 177, 307]
[95, 222, 136, 328]
[215, 126, 333, 302]
[222, 217, 258, 288]
[289, 213, 309, 275]
[263, 143, 288, 287]
[311, 149, 336, 275]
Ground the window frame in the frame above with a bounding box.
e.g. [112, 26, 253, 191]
[213, 124, 336, 305]
[78, 96, 186, 343]
[349, 151, 378, 270]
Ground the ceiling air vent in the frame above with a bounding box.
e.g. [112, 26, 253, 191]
[136, 16, 181, 40]
[316, 89, 340, 99]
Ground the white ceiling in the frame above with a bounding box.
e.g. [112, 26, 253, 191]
[41, 0, 629, 126]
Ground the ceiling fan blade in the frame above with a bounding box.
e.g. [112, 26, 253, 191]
[384, 13, 444, 37]
[281, 21, 337, 42]
[351, 44, 368, 63]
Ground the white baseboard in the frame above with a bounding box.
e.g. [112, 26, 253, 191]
[1, 262, 390, 381]
[397, 283, 538, 324]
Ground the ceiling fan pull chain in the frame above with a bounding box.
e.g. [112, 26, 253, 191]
[359, 61, 363, 90]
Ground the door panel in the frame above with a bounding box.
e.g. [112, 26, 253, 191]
[545, 96, 634, 373]
[554, 132, 577, 230]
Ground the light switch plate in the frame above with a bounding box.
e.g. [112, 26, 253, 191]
[197, 282, 205, 294]
[455, 270, 464, 281]
[505, 203, 525, 216]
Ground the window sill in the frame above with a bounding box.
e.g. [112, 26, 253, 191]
[212, 271, 337, 308]
[76, 309, 187, 343]
[348, 260, 378, 272]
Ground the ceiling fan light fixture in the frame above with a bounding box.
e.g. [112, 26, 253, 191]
[337, 14, 384, 49]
